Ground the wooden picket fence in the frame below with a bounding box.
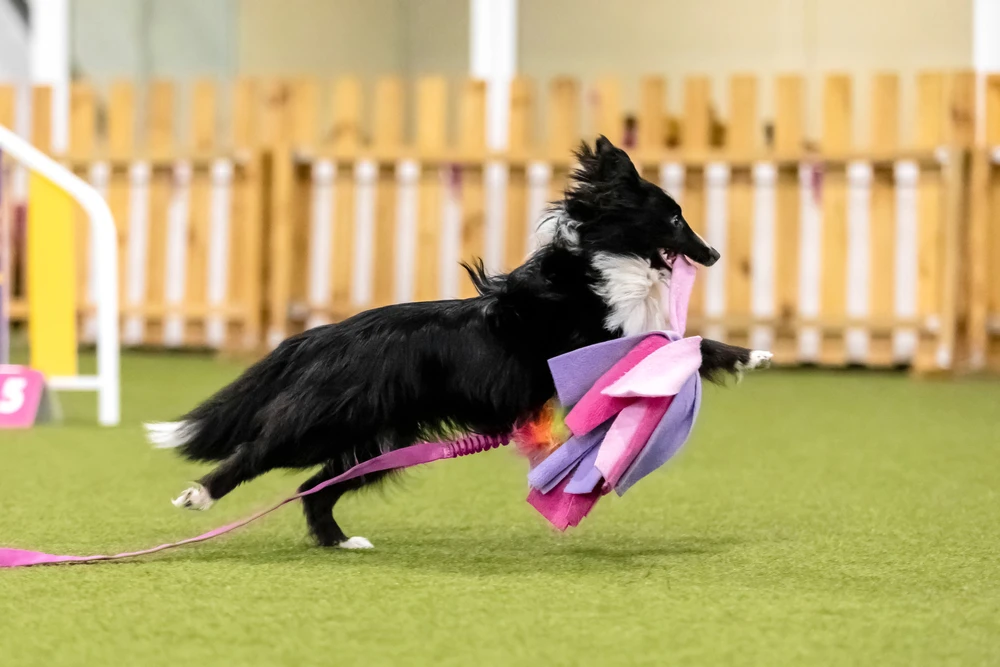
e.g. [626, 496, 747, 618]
[0, 81, 264, 350]
[1, 71, 999, 373]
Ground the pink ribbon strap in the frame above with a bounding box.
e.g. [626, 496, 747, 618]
[0, 434, 506, 568]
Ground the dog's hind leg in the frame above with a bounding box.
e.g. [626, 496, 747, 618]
[172, 444, 269, 511]
[299, 462, 391, 549]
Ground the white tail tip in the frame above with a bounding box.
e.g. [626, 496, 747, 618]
[144, 421, 193, 449]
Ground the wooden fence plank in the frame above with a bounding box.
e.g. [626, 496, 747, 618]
[415, 77, 447, 301]
[144, 80, 175, 344]
[819, 74, 852, 365]
[0, 85, 14, 129]
[591, 77, 622, 144]
[31, 86, 52, 153]
[505, 77, 533, 270]
[289, 79, 320, 317]
[69, 82, 97, 334]
[724, 74, 757, 348]
[773, 75, 804, 363]
[372, 76, 404, 307]
[936, 71, 981, 372]
[184, 79, 217, 345]
[459, 79, 487, 299]
[960, 70, 989, 369]
[913, 72, 946, 371]
[548, 77, 579, 201]
[106, 81, 135, 320]
[681, 76, 711, 324]
[868, 73, 899, 366]
[986, 74, 1000, 371]
[637, 76, 666, 154]
[937, 71, 982, 370]
[232, 78, 264, 349]
[265, 79, 296, 346]
[292, 78, 320, 148]
[330, 77, 363, 310]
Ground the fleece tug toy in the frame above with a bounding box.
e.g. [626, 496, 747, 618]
[1, 256, 712, 567]
[515, 255, 702, 529]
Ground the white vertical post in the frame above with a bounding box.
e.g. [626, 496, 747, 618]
[470, 0, 518, 151]
[751, 163, 777, 352]
[471, 0, 517, 273]
[893, 161, 919, 363]
[845, 161, 872, 363]
[29, 0, 70, 153]
[974, 0, 1000, 141]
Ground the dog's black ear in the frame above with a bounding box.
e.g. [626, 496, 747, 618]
[575, 135, 638, 186]
[596, 135, 638, 181]
[595, 135, 616, 154]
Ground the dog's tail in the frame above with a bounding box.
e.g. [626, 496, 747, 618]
[144, 340, 297, 461]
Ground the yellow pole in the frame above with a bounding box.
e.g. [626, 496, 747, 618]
[27, 172, 78, 376]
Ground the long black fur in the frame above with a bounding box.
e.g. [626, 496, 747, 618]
[166, 136, 763, 546]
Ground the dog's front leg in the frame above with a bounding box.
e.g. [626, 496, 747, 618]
[698, 338, 772, 382]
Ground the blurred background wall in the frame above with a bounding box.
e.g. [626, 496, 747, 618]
[64, 0, 976, 139]
[69, 0, 973, 81]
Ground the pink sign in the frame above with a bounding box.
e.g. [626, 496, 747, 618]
[0, 365, 46, 429]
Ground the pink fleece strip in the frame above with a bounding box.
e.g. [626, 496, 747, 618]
[526, 477, 601, 531]
[601, 336, 703, 399]
[563, 335, 668, 436]
[593, 395, 673, 488]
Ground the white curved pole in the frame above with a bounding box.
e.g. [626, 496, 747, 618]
[0, 124, 120, 426]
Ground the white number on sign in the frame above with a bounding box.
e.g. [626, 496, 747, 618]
[0, 377, 28, 414]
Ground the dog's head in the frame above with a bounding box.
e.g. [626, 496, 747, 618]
[563, 136, 719, 268]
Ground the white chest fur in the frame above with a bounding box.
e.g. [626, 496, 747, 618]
[592, 253, 670, 336]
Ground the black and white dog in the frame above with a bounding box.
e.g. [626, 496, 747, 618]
[146, 136, 771, 549]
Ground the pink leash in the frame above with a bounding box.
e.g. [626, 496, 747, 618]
[0, 433, 507, 568]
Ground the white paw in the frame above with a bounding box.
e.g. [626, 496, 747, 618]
[338, 536, 374, 550]
[734, 351, 773, 382]
[747, 350, 773, 369]
[171, 484, 214, 511]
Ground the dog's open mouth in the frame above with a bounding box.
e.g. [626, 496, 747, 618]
[652, 250, 679, 272]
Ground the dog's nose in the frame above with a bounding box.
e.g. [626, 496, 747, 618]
[703, 248, 721, 266]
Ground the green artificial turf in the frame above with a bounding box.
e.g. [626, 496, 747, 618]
[1, 353, 998, 666]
